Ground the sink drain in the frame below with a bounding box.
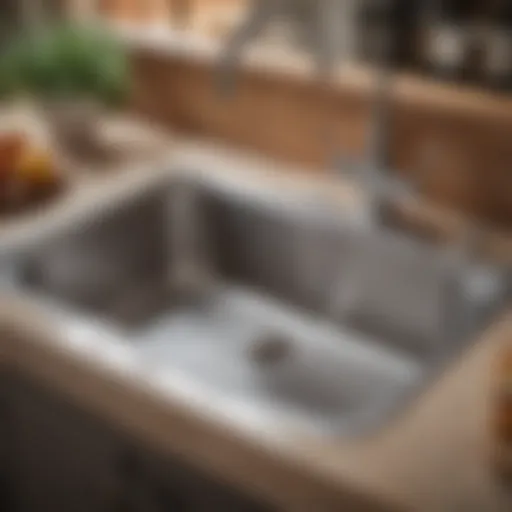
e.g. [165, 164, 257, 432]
[249, 334, 294, 366]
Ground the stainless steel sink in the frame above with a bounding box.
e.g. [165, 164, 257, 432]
[3, 173, 508, 435]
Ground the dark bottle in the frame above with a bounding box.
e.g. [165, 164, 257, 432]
[357, 0, 405, 69]
[422, 0, 476, 82]
[390, 0, 423, 71]
[358, 0, 393, 66]
[482, 0, 512, 91]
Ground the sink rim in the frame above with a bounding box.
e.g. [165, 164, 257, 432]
[1, 169, 509, 438]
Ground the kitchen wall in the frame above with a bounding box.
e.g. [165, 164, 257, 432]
[130, 41, 512, 231]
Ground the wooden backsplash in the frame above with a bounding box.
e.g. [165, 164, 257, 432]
[130, 44, 512, 231]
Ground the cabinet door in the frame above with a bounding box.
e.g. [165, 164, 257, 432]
[0, 369, 17, 511]
[3, 370, 274, 512]
[134, 449, 273, 512]
[4, 372, 122, 512]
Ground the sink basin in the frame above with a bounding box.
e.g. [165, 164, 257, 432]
[3, 173, 508, 435]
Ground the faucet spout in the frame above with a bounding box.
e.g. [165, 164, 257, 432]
[215, 0, 278, 98]
[216, 0, 356, 97]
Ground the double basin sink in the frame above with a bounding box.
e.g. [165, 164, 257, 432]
[0, 168, 508, 435]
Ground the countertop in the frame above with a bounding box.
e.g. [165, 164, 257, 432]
[1, 112, 512, 512]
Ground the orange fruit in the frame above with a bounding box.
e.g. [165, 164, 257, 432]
[16, 146, 59, 186]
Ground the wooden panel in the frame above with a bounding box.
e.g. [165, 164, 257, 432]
[390, 85, 512, 226]
[131, 51, 368, 168]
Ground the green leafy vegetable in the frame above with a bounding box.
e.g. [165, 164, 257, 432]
[0, 22, 130, 106]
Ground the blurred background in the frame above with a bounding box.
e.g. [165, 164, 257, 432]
[1, 2, 512, 512]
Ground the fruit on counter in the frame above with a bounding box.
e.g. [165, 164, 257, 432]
[16, 145, 60, 186]
[493, 341, 512, 481]
[0, 132, 63, 214]
[0, 132, 25, 180]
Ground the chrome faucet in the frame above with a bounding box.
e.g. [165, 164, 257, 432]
[216, 0, 417, 228]
[217, 0, 356, 90]
[216, 2, 507, 357]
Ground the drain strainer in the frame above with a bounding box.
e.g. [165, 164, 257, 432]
[249, 333, 294, 366]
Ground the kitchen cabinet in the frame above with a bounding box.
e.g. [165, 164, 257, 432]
[126, 448, 270, 512]
[2, 370, 122, 512]
[0, 370, 16, 511]
[0, 370, 272, 512]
